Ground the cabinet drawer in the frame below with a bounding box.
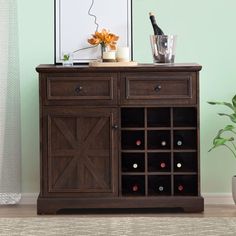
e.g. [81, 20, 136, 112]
[121, 73, 197, 105]
[45, 75, 117, 105]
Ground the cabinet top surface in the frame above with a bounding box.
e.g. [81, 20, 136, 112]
[36, 63, 202, 73]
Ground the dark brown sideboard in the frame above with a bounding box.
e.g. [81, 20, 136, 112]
[36, 63, 204, 214]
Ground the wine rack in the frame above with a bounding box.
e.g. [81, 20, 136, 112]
[37, 63, 203, 214]
[121, 107, 198, 197]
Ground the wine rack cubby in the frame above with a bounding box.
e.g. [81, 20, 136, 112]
[121, 108, 144, 128]
[147, 108, 171, 127]
[121, 130, 145, 150]
[173, 107, 197, 127]
[174, 175, 198, 196]
[173, 130, 197, 150]
[148, 175, 171, 196]
[147, 130, 171, 149]
[121, 153, 145, 172]
[122, 175, 145, 196]
[148, 153, 171, 172]
[121, 107, 199, 197]
[174, 152, 197, 172]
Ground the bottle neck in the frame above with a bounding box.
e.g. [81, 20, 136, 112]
[149, 14, 164, 35]
[150, 15, 157, 26]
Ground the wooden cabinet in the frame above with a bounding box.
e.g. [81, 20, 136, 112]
[37, 64, 204, 214]
[43, 107, 118, 197]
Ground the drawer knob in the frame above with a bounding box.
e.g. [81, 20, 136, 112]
[75, 86, 83, 94]
[154, 85, 162, 92]
[112, 124, 119, 129]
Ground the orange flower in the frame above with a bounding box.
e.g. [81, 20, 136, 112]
[88, 29, 119, 50]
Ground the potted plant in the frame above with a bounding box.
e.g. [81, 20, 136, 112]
[62, 53, 73, 66]
[208, 94, 236, 203]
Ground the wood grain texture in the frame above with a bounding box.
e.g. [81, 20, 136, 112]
[89, 61, 138, 67]
[37, 63, 203, 214]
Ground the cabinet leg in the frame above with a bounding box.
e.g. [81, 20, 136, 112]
[37, 208, 58, 215]
[182, 206, 204, 213]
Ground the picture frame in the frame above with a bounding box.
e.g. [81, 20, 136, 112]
[54, 0, 133, 64]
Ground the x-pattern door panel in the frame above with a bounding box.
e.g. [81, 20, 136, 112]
[42, 107, 118, 197]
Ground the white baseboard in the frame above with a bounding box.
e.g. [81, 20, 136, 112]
[202, 193, 234, 205]
[19, 193, 235, 205]
[19, 193, 38, 205]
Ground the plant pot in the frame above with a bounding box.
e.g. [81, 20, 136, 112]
[232, 176, 236, 204]
[62, 60, 73, 67]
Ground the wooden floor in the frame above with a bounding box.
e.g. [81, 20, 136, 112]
[0, 205, 236, 217]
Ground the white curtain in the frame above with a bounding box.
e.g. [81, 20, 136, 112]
[0, 0, 21, 204]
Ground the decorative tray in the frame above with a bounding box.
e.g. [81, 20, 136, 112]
[89, 61, 138, 67]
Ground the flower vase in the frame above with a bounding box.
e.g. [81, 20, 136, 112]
[100, 44, 107, 62]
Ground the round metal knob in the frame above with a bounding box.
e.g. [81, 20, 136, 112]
[75, 86, 83, 94]
[112, 124, 119, 129]
[154, 85, 162, 92]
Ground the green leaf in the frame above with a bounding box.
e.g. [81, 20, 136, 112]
[207, 101, 218, 105]
[208, 146, 216, 152]
[63, 54, 70, 61]
[207, 101, 234, 111]
[229, 114, 236, 123]
[216, 129, 224, 137]
[218, 113, 236, 123]
[232, 95, 236, 109]
[209, 134, 235, 152]
[212, 137, 228, 147]
[223, 125, 236, 131]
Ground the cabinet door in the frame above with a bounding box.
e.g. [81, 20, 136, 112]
[41, 107, 118, 197]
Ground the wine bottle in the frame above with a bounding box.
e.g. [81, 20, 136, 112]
[158, 186, 164, 192]
[160, 162, 166, 168]
[132, 184, 139, 192]
[149, 12, 164, 35]
[135, 139, 142, 146]
[176, 162, 182, 168]
[178, 184, 184, 192]
[161, 140, 167, 147]
[176, 136, 183, 147]
[132, 163, 138, 169]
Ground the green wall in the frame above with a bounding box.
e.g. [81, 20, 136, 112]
[18, 0, 236, 193]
